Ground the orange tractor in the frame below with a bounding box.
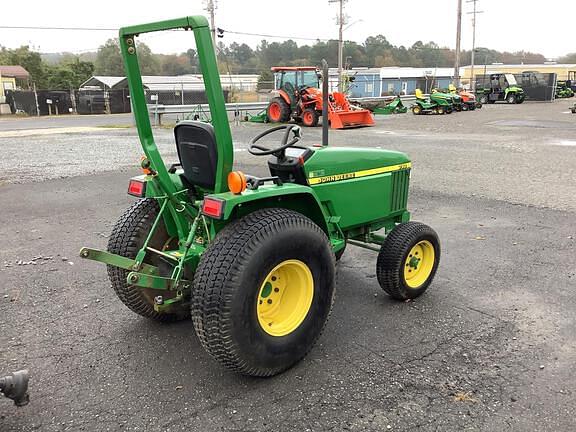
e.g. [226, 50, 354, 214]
[266, 66, 374, 129]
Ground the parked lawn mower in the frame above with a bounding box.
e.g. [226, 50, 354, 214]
[476, 73, 525, 104]
[267, 66, 374, 129]
[448, 84, 480, 110]
[80, 16, 441, 377]
[432, 88, 463, 112]
[411, 89, 452, 115]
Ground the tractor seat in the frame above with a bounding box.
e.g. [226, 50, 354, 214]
[174, 121, 218, 190]
[415, 89, 426, 100]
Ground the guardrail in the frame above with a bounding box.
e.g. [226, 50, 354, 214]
[348, 95, 422, 104]
[148, 102, 268, 125]
[147, 95, 427, 126]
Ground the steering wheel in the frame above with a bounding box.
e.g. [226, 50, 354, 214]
[249, 124, 301, 157]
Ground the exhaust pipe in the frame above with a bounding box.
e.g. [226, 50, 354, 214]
[321, 59, 329, 147]
[0, 370, 30, 406]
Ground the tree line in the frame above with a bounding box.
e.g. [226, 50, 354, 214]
[2, 36, 574, 90]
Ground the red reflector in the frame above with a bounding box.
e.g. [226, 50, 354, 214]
[202, 198, 225, 218]
[128, 179, 146, 197]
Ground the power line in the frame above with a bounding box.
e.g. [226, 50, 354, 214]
[219, 29, 331, 42]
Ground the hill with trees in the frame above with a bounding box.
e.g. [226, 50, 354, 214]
[0, 35, 554, 90]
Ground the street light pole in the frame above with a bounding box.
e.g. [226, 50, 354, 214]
[329, 0, 347, 92]
[454, 0, 462, 87]
[467, 0, 483, 91]
[205, 0, 217, 57]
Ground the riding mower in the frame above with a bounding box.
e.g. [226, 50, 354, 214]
[448, 84, 481, 110]
[432, 88, 464, 112]
[411, 89, 453, 115]
[267, 66, 374, 129]
[476, 73, 525, 104]
[80, 16, 441, 377]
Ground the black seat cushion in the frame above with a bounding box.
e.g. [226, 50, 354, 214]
[174, 121, 218, 190]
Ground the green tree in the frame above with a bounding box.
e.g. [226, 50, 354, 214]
[559, 52, 576, 63]
[45, 58, 94, 89]
[0, 45, 45, 87]
[95, 39, 158, 76]
[94, 39, 124, 75]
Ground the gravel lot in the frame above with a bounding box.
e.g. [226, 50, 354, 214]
[1, 101, 575, 431]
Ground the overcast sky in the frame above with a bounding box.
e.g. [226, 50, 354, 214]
[0, 0, 572, 59]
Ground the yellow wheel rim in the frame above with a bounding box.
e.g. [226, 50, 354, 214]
[257, 259, 314, 337]
[404, 240, 435, 288]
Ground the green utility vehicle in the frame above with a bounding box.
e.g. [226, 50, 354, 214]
[411, 89, 453, 115]
[476, 73, 525, 104]
[80, 16, 441, 377]
[555, 81, 575, 99]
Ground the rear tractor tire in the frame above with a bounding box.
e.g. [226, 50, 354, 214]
[302, 108, 319, 127]
[412, 105, 423, 115]
[506, 94, 517, 104]
[267, 97, 291, 123]
[107, 198, 190, 322]
[376, 222, 440, 301]
[479, 95, 488, 105]
[461, 103, 469, 111]
[191, 208, 336, 377]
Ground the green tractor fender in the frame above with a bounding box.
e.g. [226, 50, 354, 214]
[205, 183, 331, 235]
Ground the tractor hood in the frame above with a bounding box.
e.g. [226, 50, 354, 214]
[303, 147, 410, 185]
[432, 91, 454, 100]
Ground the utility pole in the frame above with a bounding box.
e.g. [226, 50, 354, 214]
[329, 0, 347, 92]
[205, 0, 217, 57]
[467, 0, 483, 91]
[454, 0, 462, 87]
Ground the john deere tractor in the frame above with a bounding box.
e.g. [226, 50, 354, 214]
[476, 73, 525, 104]
[80, 16, 441, 377]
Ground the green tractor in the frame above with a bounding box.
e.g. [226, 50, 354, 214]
[80, 16, 441, 377]
[476, 73, 525, 104]
[411, 89, 453, 115]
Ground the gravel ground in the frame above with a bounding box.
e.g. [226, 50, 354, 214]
[0, 101, 575, 431]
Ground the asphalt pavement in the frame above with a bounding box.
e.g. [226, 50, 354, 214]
[1, 101, 575, 431]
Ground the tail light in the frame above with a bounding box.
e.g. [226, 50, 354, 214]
[128, 177, 147, 197]
[202, 197, 225, 219]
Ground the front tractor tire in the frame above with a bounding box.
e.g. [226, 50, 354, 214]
[376, 222, 440, 301]
[412, 105, 422, 115]
[107, 199, 189, 321]
[302, 108, 319, 127]
[267, 97, 291, 123]
[191, 208, 335, 377]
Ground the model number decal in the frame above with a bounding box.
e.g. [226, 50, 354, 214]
[308, 162, 411, 185]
